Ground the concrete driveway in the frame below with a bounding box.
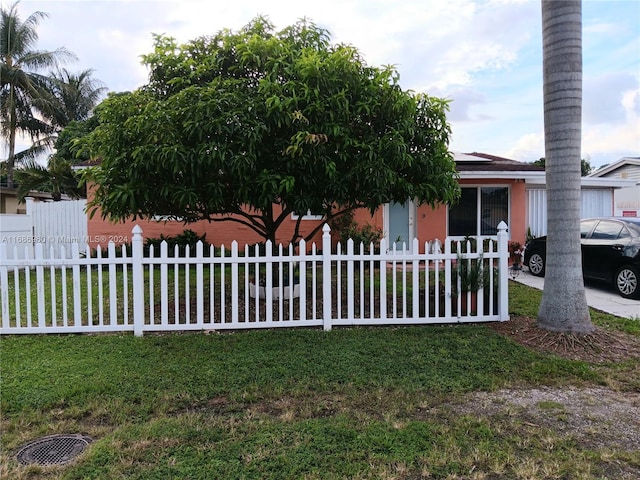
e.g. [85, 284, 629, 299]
[512, 269, 640, 320]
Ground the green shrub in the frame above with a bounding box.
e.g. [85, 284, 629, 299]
[145, 229, 211, 257]
[330, 211, 383, 253]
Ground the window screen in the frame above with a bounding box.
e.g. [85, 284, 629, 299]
[448, 187, 509, 236]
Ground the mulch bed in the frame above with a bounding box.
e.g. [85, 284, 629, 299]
[489, 315, 640, 363]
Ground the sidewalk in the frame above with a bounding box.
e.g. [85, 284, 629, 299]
[512, 269, 640, 320]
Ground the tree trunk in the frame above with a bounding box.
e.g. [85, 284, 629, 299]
[7, 84, 18, 189]
[537, 0, 594, 333]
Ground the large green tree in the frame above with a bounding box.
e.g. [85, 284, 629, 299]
[0, 0, 76, 187]
[54, 116, 99, 164]
[87, 17, 460, 246]
[537, 0, 593, 333]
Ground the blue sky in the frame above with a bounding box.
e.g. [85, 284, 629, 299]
[8, 0, 640, 169]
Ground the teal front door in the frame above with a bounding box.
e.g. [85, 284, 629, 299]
[387, 201, 413, 252]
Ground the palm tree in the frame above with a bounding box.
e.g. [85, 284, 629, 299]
[537, 0, 594, 333]
[14, 156, 84, 202]
[49, 68, 107, 128]
[18, 68, 107, 170]
[1, 1, 76, 187]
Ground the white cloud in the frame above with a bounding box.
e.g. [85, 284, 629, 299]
[584, 21, 619, 35]
[583, 122, 640, 165]
[446, 88, 493, 122]
[584, 73, 638, 125]
[506, 133, 544, 162]
[583, 79, 640, 166]
[622, 87, 640, 120]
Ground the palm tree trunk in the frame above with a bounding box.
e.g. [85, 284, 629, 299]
[537, 0, 593, 333]
[7, 84, 18, 189]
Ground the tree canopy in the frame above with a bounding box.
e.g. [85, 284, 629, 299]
[48, 68, 107, 128]
[531, 157, 592, 177]
[87, 17, 460, 245]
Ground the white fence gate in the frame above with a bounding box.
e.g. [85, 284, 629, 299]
[0, 223, 510, 336]
[0, 198, 87, 259]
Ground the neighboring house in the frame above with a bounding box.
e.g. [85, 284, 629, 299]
[84, 152, 634, 251]
[588, 157, 640, 218]
[0, 184, 61, 214]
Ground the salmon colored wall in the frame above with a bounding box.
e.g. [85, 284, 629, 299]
[86, 185, 324, 251]
[89, 215, 328, 249]
[416, 204, 448, 244]
[509, 180, 527, 245]
[87, 178, 529, 251]
[344, 180, 527, 248]
[88, 214, 325, 251]
[344, 204, 445, 253]
[351, 208, 383, 231]
[414, 179, 528, 248]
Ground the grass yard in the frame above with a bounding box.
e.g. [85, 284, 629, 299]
[1, 282, 639, 479]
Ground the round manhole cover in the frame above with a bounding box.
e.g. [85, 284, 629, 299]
[16, 434, 93, 466]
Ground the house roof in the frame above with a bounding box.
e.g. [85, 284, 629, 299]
[588, 157, 640, 178]
[453, 152, 545, 173]
[71, 158, 102, 170]
[453, 151, 546, 182]
[453, 152, 636, 189]
[72, 151, 635, 189]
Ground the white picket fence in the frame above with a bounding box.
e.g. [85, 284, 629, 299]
[0, 223, 510, 336]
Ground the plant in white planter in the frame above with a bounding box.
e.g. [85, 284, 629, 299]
[248, 262, 300, 300]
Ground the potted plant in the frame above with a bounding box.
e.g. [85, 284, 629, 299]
[247, 243, 300, 300]
[508, 241, 524, 278]
[508, 241, 523, 266]
[452, 252, 490, 315]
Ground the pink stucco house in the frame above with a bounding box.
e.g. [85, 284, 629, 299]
[86, 152, 551, 252]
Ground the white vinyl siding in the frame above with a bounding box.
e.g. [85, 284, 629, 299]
[526, 188, 614, 237]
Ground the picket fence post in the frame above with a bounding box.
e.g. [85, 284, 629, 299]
[497, 221, 510, 321]
[132, 225, 145, 336]
[322, 224, 332, 331]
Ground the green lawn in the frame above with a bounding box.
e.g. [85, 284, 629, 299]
[1, 282, 638, 479]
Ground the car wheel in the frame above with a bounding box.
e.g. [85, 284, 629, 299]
[527, 252, 545, 277]
[615, 266, 639, 299]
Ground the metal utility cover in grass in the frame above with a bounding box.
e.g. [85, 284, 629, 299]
[16, 434, 93, 466]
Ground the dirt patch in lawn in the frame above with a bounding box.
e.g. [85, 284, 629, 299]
[451, 386, 640, 452]
[466, 315, 640, 475]
[489, 315, 640, 363]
